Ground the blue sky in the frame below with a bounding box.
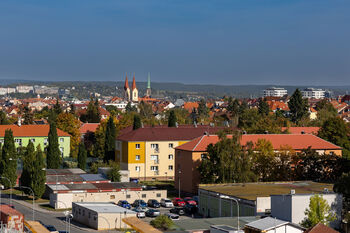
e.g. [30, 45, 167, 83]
[0, 0, 349, 85]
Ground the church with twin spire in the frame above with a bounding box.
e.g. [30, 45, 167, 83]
[123, 73, 151, 102]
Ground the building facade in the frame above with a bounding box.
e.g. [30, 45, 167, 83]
[263, 87, 288, 97]
[301, 88, 325, 99]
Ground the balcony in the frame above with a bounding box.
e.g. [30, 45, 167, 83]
[154, 170, 159, 175]
[154, 159, 159, 164]
[153, 148, 160, 153]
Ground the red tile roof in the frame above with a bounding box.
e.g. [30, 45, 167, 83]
[117, 125, 232, 142]
[183, 102, 199, 112]
[281, 127, 320, 134]
[80, 123, 100, 134]
[304, 223, 339, 233]
[176, 134, 341, 152]
[0, 125, 70, 137]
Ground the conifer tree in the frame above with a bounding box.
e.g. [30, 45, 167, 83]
[32, 145, 46, 199]
[53, 98, 63, 116]
[20, 140, 35, 189]
[0, 129, 18, 188]
[288, 89, 309, 123]
[168, 110, 177, 127]
[23, 105, 34, 125]
[84, 97, 101, 123]
[78, 142, 87, 170]
[104, 117, 116, 161]
[133, 114, 142, 130]
[46, 122, 61, 169]
[258, 98, 270, 116]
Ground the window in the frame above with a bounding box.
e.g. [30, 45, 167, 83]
[135, 166, 140, 172]
[60, 138, 64, 142]
[15, 139, 22, 146]
[135, 144, 140, 149]
[78, 209, 81, 215]
[168, 165, 173, 171]
[44, 138, 48, 146]
[150, 166, 158, 171]
[168, 154, 173, 160]
[60, 147, 64, 157]
[150, 155, 158, 161]
[201, 153, 207, 159]
[156, 193, 161, 197]
[110, 195, 115, 199]
[142, 194, 146, 198]
[31, 138, 35, 143]
[168, 143, 173, 148]
[135, 155, 140, 161]
[151, 144, 158, 149]
[126, 194, 131, 199]
[88, 212, 91, 219]
[83, 210, 85, 216]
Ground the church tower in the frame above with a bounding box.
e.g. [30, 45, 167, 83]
[124, 74, 130, 101]
[131, 73, 138, 102]
[146, 72, 151, 97]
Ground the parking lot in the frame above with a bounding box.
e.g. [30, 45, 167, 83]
[139, 206, 196, 223]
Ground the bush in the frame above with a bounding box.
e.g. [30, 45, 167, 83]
[107, 162, 121, 182]
[150, 215, 174, 231]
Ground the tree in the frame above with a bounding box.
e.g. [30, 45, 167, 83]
[20, 140, 36, 190]
[133, 114, 142, 130]
[300, 194, 336, 228]
[334, 172, 350, 221]
[227, 97, 240, 116]
[23, 105, 34, 125]
[125, 102, 137, 113]
[168, 110, 177, 127]
[31, 145, 46, 199]
[150, 215, 174, 231]
[197, 99, 209, 119]
[56, 112, 81, 158]
[77, 142, 87, 170]
[318, 117, 350, 158]
[46, 122, 61, 169]
[69, 103, 76, 115]
[107, 162, 121, 182]
[288, 89, 309, 123]
[258, 98, 270, 116]
[53, 98, 63, 116]
[81, 97, 101, 123]
[104, 116, 116, 162]
[253, 139, 276, 181]
[0, 111, 10, 125]
[314, 100, 337, 126]
[0, 130, 17, 188]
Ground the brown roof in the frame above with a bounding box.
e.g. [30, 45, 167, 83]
[117, 125, 232, 142]
[176, 134, 341, 152]
[282, 127, 320, 135]
[80, 123, 100, 134]
[304, 223, 339, 233]
[0, 125, 70, 137]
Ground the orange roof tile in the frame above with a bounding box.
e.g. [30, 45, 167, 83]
[0, 125, 70, 137]
[176, 134, 341, 152]
[124, 74, 129, 90]
[304, 223, 339, 233]
[80, 123, 100, 134]
[281, 127, 320, 134]
[183, 102, 199, 112]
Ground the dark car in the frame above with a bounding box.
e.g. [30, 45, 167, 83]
[117, 200, 131, 209]
[145, 209, 160, 217]
[169, 207, 185, 215]
[185, 203, 198, 215]
[45, 225, 58, 233]
[132, 199, 147, 208]
[147, 199, 160, 208]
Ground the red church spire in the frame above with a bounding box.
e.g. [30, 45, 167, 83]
[124, 74, 129, 90]
[132, 73, 137, 90]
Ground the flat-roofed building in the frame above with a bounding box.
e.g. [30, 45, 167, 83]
[301, 88, 325, 99]
[263, 87, 288, 97]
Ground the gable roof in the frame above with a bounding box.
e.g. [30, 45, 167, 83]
[245, 217, 304, 231]
[304, 223, 339, 233]
[175, 134, 341, 152]
[0, 125, 70, 137]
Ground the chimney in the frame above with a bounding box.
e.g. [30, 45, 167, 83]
[194, 121, 197, 128]
[264, 131, 269, 134]
[175, 122, 178, 128]
[204, 131, 208, 136]
[18, 116, 22, 127]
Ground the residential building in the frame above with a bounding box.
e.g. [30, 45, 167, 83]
[0, 87, 16, 95]
[197, 181, 334, 218]
[115, 125, 231, 181]
[263, 87, 288, 97]
[0, 125, 70, 157]
[72, 202, 136, 230]
[16, 85, 34, 93]
[244, 217, 304, 233]
[281, 127, 319, 135]
[48, 182, 167, 209]
[175, 134, 341, 194]
[271, 193, 342, 229]
[301, 88, 325, 99]
[79, 123, 100, 138]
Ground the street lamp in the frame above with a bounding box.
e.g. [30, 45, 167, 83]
[178, 170, 181, 198]
[19, 186, 35, 221]
[68, 213, 73, 233]
[220, 195, 240, 230]
[0, 176, 12, 206]
[53, 200, 69, 233]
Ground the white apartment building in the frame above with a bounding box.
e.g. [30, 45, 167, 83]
[301, 88, 325, 99]
[16, 85, 34, 93]
[0, 87, 16, 95]
[263, 87, 288, 97]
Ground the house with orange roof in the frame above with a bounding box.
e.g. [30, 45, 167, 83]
[79, 123, 100, 138]
[330, 100, 348, 114]
[175, 134, 342, 193]
[266, 100, 290, 112]
[183, 102, 199, 113]
[0, 124, 71, 157]
[281, 127, 320, 135]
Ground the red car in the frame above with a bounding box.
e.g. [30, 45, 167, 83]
[172, 198, 186, 206]
[183, 197, 197, 205]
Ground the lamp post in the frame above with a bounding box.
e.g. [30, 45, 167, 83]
[68, 213, 73, 233]
[19, 186, 35, 221]
[0, 176, 12, 206]
[53, 200, 68, 233]
[178, 170, 181, 198]
[220, 195, 240, 230]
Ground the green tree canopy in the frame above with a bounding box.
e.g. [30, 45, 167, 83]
[133, 114, 142, 130]
[168, 110, 177, 127]
[32, 145, 46, 199]
[107, 162, 121, 182]
[46, 122, 61, 169]
[0, 129, 18, 188]
[23, 105, 34, 125]
[104, 116, 116, 162]
[258, 98, 270, 116]
[0, 111, 10, 125]
[150, 215, 174, 231]
[20, 140, 36, 190]
[288, 89, 309, 123]
[77, 142, 87, 170]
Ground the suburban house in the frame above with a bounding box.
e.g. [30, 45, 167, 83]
[115, 125, 233, 181]
[0, 125, 71, 157]
[175, 134, 342, 194]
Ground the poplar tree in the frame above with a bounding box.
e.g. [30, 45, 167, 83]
[78, 142, 87, 170]
[0, 129, 18, 188]
[20, 140, 35, 189]
[168, 110, 177, 127]
[32, 145, 46, 199]
[133, 114, 142, 130]
[104, 117, 116, 162]
[46, 122, 61, 169]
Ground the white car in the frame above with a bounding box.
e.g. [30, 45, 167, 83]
[165, 213, 179, 220]
[160, 198, 174, 208]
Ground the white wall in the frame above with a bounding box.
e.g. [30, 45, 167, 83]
[266, 225, 303, 233]
[256, 197, 271, 215]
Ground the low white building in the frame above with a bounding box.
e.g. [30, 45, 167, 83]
[271, 193, 342, 229]
[0, 87, 16, 95]
[263, 87, 288, 97]
[16, 85, 34, 93]
[301, 88, 325, 99]
[72, 202, 136, 230]
[244, 217, 304, 233]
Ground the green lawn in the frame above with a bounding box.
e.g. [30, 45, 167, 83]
[140, 181, 178, 198]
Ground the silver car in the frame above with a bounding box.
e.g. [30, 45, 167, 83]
[132, 208, 146, 218]
[165, 213, 179, 220]
[160, 198, 174, 208]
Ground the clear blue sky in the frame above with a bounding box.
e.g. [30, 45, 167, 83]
[0, 0, 349, 85]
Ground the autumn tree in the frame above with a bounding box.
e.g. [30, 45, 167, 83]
[46, 122, 61, 169]
[0, 130, 18, 188]
[300, 195, 336, 228]
[56, 112, 81, 158]
[288, 89, 309, 123]
[253, 139, 276, 181]
[81, 97, 100, 123]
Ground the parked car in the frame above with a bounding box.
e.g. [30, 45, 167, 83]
[172, 197, 185, 206]
[45, 225, 59, 233]
[117, 200, 131, 209]
[169, 207, 185, 215]
[185, 203, 198, 215]
[192, 196, 199, 205]
[165, 213, 179, 220]
[132, 208, 146, 218]
[183, 197, 197, 206]
[147, 199, 160, 208]
[160, 198, 174, 208]
[145, 209, 160, 217]
[132, 199, 147, 208]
